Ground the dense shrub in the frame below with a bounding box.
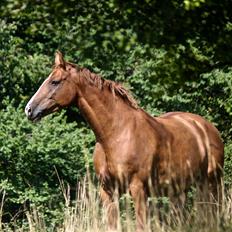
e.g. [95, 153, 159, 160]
[0, 104, 94, 223]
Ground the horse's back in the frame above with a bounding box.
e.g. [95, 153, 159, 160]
[157, 112, 224, 178]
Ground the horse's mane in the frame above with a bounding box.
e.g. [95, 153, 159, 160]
[76, 66, 138, 109]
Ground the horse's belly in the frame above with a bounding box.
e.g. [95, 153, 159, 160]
[154, 149, 207, 196]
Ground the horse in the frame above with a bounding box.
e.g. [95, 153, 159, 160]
[25, 51, 224, 231]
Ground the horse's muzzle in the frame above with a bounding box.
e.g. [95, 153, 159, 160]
[25, 104, 42, 122]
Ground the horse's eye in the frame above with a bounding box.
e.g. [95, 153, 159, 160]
[51, 80, 61, 86]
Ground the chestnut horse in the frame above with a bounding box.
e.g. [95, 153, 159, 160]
[25, 52, 224, 231]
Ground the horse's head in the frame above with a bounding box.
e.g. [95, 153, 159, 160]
[25, 52, 77, 121]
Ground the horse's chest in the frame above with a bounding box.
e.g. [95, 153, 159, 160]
[93, 143, 133, 186]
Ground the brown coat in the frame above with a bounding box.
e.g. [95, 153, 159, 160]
[25, 52, 224, 231]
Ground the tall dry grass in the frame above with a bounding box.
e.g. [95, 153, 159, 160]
[1, 177, 232, 232]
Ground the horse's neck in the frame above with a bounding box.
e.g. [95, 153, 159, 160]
[76, 83, 135, 142]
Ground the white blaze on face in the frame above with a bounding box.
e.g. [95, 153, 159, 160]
[25, 71, 55, 115]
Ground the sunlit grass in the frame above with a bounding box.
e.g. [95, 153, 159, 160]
[1, 177, 232, 232]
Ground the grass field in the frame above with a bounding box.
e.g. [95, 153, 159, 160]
[1, 176, 232, 232]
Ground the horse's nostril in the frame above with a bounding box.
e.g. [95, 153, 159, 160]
[27, 107, 32, 116]
[25, 105, 32, 117]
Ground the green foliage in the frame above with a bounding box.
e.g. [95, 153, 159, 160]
[0, 20, 51, 108]
[224, 142, 232, 186]
[0, 104, 94, 224]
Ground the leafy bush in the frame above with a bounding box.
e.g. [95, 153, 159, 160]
[0, 20, 52, 108]
[224, 142, 232, 187]
[0, 104, 94, 223]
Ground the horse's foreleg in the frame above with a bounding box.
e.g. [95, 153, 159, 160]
[100, 187, 119, 231]
[129, 179, 147, 231]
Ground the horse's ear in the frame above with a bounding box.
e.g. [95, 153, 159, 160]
[55, 51, 66, 68]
